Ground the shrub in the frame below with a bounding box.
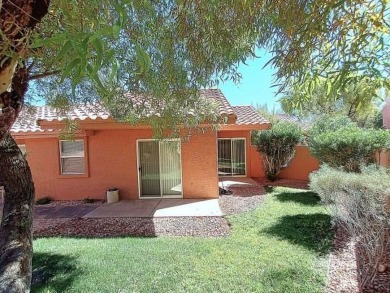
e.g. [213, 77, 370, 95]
[308, 116, 390, 172]
[35, 196, 52, 205]
[253, 122, 302, 181]
[310, 165, 390, 288]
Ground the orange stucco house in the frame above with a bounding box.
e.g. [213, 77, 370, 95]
[11, 89, 270, 201]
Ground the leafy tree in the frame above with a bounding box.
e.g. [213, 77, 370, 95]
[252, 122, 302, 181]
[280, 77, 386, 128]
[0, 0, 389, 291]
[308, 117, 390, 172]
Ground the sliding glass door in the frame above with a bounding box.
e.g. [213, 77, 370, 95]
[218, 138, 246, 176]
[138, 140, 182, 198]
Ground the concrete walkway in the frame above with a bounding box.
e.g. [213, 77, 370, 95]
[218, 177, 259, 189]
[83, 198, 223, 218]
[35, 205, 96, 219]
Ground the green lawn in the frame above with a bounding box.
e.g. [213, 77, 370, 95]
[32, 187, 334, 293]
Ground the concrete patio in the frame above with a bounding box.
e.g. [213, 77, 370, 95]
[218, 177, 259, 189]
[83, 198, 223, 218]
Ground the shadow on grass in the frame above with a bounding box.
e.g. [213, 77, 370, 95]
[31, 252, 80, 292]
[275, 191, 321, 206]
[264, 213, 334, 255]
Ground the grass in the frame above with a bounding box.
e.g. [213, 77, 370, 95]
[32, 187, 334, 293]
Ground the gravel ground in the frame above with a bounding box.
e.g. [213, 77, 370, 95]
[326, 227, 390, 293]
[325, 227, 360, 293]
[34, 217, 230, 238]
[254, 177, 310, 190]
[219, 185, 266, 215]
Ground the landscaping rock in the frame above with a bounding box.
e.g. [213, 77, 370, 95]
[34, 217, 230, 238]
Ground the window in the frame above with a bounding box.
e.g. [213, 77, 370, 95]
[218, 138, 246, 176]
[59, 140, 85, 175]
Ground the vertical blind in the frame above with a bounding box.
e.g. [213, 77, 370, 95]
[60, 140, 85, 174]
[139, 141, 161, 196]
[139, 140, 182, 197]
[218, 139, 246, 176]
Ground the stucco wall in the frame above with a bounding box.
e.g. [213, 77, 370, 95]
[249, 145, 320, 180]
[17, 128, 218, 200]
[278, 146, 320, 180]
[181, 129, 219, 198]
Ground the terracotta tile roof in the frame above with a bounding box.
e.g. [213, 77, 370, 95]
[233, 106, 269, 125]
[10, 89, 269, 133]
[199, 89, 236, 117]
[11, 107, 44, 133]
[121, 88, 236, 118]
[11, 104, 110, 133]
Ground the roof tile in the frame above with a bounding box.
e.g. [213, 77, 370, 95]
[233, 106, 269, 125]
[11, 89, 269, 133]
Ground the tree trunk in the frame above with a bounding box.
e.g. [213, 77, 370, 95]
[0, 132, 35, 292]
[0, 1, 50, 292]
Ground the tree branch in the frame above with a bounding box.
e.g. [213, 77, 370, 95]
[28, 70, 60, 81]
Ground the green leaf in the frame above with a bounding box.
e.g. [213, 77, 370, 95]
[61, 58, 81, 82]
[135, 44, 151, 75]
[28, 34, 67, 49]
[55, 40, 73, 62]
[92, 38, 104, 73]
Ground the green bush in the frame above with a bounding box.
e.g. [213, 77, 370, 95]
[253, 122, 302, 181]
[310, 165, 390, 288]
[308, 116, 390, 172]
[308, 116, 355, 140]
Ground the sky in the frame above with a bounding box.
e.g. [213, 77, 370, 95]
[219, 50, 281, 111]
[30, 49, 281, 109]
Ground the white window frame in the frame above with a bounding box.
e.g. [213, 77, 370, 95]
[218, 138, 247, 177]
[59, 140, 86, 175]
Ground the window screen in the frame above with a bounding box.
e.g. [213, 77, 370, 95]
[218, 139, 246, 176]
[60, 140, 85, 174]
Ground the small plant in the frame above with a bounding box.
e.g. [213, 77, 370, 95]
[35, 196, 53, 205]
[253, 122, 302, 181]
